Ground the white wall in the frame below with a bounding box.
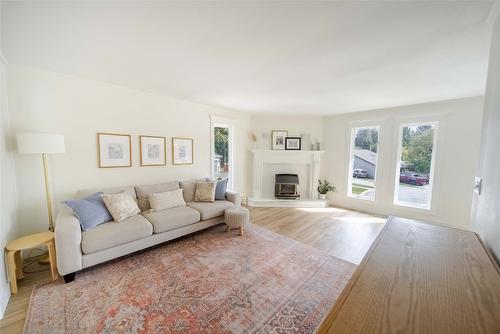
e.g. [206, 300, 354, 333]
[250, 114, 323, 151]
[472, 9, 500, 261]
[7, 64, 251, 236]
[322, 97, 483, 229]
[0, 57, 19, 317]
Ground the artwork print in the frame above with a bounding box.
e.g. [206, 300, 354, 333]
[108, 144, 124, 159]
[98, 133, 132, 168]
[147, 144, 159, 159]
[285, 137, 302, 150]
[172, 137, 193, 165]
[140, 136, 166, 166]
[272, 130, 288, 150]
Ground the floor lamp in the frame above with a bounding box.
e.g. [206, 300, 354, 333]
[17, 133, 65, 262]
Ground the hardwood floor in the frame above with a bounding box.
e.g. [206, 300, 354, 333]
[0, 262, 53, 333]
[0, 206, 386, 333]
[249, 206, 386, 265]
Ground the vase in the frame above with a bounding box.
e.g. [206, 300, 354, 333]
[319, 193, 327, 200]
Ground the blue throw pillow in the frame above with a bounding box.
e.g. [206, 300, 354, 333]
[214, 178, 228, 200]
[64, 192, 113, 231]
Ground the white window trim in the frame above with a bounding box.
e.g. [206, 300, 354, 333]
[392, 121, 439, 211]
[346, 125, 381, 202]
[210, 115, 235, 190]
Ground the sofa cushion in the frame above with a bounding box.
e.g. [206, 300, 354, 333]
[77, 186, 137, 203]
[180, 178, 208, 203]
[81, 214, 153, 254]
[187, 200, 234, 220]
[135, 181, 179, 211]
[142, 206, 200, 233]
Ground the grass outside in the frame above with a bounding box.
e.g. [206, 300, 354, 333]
[352, 185, 369, 195]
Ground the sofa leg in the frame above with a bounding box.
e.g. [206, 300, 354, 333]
[63, 273, 75, 283]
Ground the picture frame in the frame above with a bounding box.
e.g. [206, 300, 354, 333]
[139, 135, 166, 166]
[285, 137, 302, 150]
[271, 130, 288, 150]
[97, 133, 132, 168]
[172, 137, 193, 165]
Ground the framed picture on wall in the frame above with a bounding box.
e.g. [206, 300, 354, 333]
[97, 133, 132, 168]
[140, 135, 166, 166]
[172, 137, 193, 165]
[272, 130, 288, 150]
[285, 137, 302, 150]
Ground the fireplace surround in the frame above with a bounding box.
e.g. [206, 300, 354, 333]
[249, 149, 327, 207]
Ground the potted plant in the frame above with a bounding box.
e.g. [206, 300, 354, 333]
[318, 179, 335, 200]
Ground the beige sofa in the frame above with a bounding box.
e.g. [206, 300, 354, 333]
[55, 180, 240, 282]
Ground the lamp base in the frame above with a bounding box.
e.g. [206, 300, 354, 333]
[38, 254, 50, 265]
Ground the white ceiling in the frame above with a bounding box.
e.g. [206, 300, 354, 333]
[1, 1, 495, 115]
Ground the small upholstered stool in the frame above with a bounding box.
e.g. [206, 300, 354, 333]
[225, 207, 249, 236]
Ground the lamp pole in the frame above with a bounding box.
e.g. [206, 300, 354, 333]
[42, 153, 55, 232]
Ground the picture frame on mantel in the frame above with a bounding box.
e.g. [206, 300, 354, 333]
[271, 130, 288, 150]
[139, 135, 166, 166]
[172, 137, 193, 165]
[285, 137, 302, 150]
[97, 133, 132, 168]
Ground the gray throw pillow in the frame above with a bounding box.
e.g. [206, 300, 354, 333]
[215, 178, 228, 200]
[64, 192, 113, 231]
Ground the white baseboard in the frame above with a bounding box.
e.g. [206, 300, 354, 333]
[0, 283, 10, 320]
[248, 197, 329, 208]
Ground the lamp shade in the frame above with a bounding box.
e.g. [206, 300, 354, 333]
[17, 133, 65, 154]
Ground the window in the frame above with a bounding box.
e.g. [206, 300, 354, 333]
[394, 123, 438, 209]
[212, 120, 234, 189]
[348, 126, 380, 200]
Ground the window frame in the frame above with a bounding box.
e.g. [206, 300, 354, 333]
[346, 125, 381, 201]
[392, 121, 439, 210]
[210, 115, 235, 190]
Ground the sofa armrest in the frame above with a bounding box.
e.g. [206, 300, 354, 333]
[225, 190, 241, 207]
[55, 207, 83, 276]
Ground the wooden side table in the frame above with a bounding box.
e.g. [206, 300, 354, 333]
[5, 231, 58, 294]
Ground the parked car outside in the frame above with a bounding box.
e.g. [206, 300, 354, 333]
[400, 172, 429, 186]
[353, 169, 368, 178]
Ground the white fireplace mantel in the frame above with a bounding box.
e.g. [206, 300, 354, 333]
[249, 149, 327, 207]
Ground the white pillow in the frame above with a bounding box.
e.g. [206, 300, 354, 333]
[149, 189, 186, 212]
[101, 192, 140, 222]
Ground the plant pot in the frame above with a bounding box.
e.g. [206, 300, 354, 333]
[319, 193, 327, 200]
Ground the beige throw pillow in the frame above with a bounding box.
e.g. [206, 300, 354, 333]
[102, 192, 140, 222]
[194, 181, 217, 202]
[180, 178, 210, 203]
[149, 189, 186, 212]
[135, 181, 179, 212]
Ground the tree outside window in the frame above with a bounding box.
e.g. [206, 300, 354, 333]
[214, 127, 229, 178]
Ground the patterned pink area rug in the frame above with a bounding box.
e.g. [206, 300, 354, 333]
[25, 223, 356, 333]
